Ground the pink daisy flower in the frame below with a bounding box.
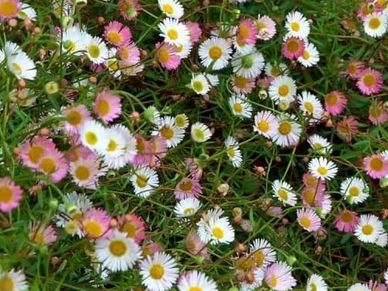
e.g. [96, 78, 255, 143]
[334, 210, 359, 233]
[29, 222, 57, 245]
[363, 153, 388, 179]
[93, 90, 122, 123]
[118, 213, 146, 244]
[142, 241, 163, 257]
[69, 157, 106, 189]
[324, 91, 347, 116]
[150, 135, 168, 166]
[256, 15, 277, 40]
[118, 42, 141, 66]
[104, 21, 132, 47]
[282, 36, 305, 60]
[367, 280, 387, 291]
[0, 177, 23, 213]
[19, 136, 57, 169]
[356, 68, 384, 95]
[0, 0, 21, 20]
[297, 208, 321, 232]
[133, 135, 153, 166]
[302, 172, 326, 189]
[301, 185, 326, 208]
[66, 144, 97, 164]
[369, 102, 388, 125]
[341, 60, 364, 79]
[357, 2, 383, 21]
[264, 262, 296, 291]
[155, 42, 181, 70]
[231, 75, 256, 94]
[185, 21, 202, 43]
[174, 177, 202, 200]
[62, 104, 91, 135]
[82, 208, 111, 239]
[185, 158, 203, 180]
[336, 116, 358, 142]
[118, 0, 141, 21]
[236, 18, 258, 47]
[37, 147, 68, 183]
[185, 229, 209, 260]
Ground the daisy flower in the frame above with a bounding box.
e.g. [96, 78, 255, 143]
[175, 114, 189, 129]
[84, 36, 109, 64]
[177, 270, 218, 291]
[307, 134, 333, 155]
[298, 91, 324, 122]
[174, 197, 202, 218]
[158, 18, 190, 47]
[95, 230, 141, 272]
[28, 222, 57, 245]
[5, 43, 36, 80]
[368, 102, 388, 125]
[158, 0, 184, 19]
[104, 21, 132, 47]
[253, 110, 278, 138]
[94, 90, 122, 123]
[347, 283, 371, 291]
[185, 21, 202, 43]
[336, 116, 358, 142]
[82, 208, 111, 239]
[198, 37, 232, 70]
[308, 157, 338, 181]
[61, 25, 87, 56]
[363, 12, 387, 37]
[324, 91, 347, 116]
[265, 62, 288, 78]
[285, 11, 310, 39]
[356, 68, 383, 95]
[231, 75, 256, 94]
[268, 75, 297, 105]
[264, 262, 296, 291]
[197, 215, 235, 245]
[156, 42, 181, 70]
[248, 238, 277, 268]
[297, 42, 320, 67]
[0, 0, 21, 20]
[334, 210, 359, 233]
[273, 114, 302, 148]
[272, 179, 297, 206]
[70, 157, 105, 189]
[133, 135, 152, 166]
[191, 122, 212, 143]
[340, 177, 369, 204]
[240, 267, 265, 291]
[229, 94, 252, 119]
[174, 177, 202, 200]
[62, 104, 91, 135]
[342, 60, 364, 79]
[131, 166, 159, 198]
[232, 48, 265, 78]
[118, 214, 146, 244]
[37, 147, 68, 183]
[139, 252, 179, 291]
[354, 214, 384, 243]
[363, 153, 388, 179]
[118, 0, 141, 20]
[118, 42, 141, 67]
[256, 15, 277, 40]
[306, 274, 328, 291]
[225, 136, 242, 167]
[282, 36, 305, 60]
[190, 73, 211, 95]
[0, 269, 28, 291]
[235, 18, 258, 50]
[153, 116, 185, 148]
[0, 177, 23, 213]
[297, 208, 321, 232]
[79, 120, 109, 152]
[185, 229, 209, 259]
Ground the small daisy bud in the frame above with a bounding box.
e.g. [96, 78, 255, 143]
[275, 156, 282, 162]
[49, 199, 58, 210]
[217, 183, 229, 196]
[383, 101, 388, 111]
[38, 245, 49, 255]
[38, 49, 46, 60]
[144, 107, 158, 123]
[254, 166, 266, 175]
[171, 94, 181, 101]
[130, 111, 141, 122]
[233, 207, 242, 223]
[45, 81, 59, 94]
[198, 153, 209, 161]
[315, 245, 323, 254]
[141, 49, 148, 58]
[51, 256, 60, 266]
[202, 0, 209, 7]
[316, 228, 327, 240]
[33, 27, 41, 36]
[282, 218, 289, 225]
[88, 76, 97, 84]
[13, 147, 20, 156]
[97, 16, 105, 24]
[8, 18, 17, 27]
[24, 18, 33, 30]
[379, 177, 388, 188]
[109, 218, 118, 228]
[240, 219, 252, 232]
[265, 140, 273, 147]
[286, 255, 297, 266]
[235, 243, 246, 254]
[302, 156, 309, 163]
[61, 16, 74, 29]
[258, 89, 268, 99]
[325, 119, 333, 127]
[228, 287, 240, 291]
[278, 100, 290, 111]
[18, 79, 26, 88]
[193, 255, 204, 265]
[39, 127, 50, 135]
[29, 184, 42, 194]
[75, 0, 87, 7]
[191, 64, 199, 71]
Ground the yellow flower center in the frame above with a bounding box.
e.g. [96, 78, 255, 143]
[368, 17, 381, 29]
[193, 129, 205, 141]
[211, 226, 224, 239]
[183, 207, 195, 216]
[66, 110, 82, 125]
[162, 3, 174, 14]
[109, 239, 127, 256]
[209, 46, 222, 60]
[363, 74, 376, 87]
[325, 93, 338, 106]
[340, 211, 353, 223]
[167, 28, 178, 40]
[310, 283, 318, 291]
[369, 105, 382, 118]
[189, 287, 203, 291]
[0, 186, 13, 203]
[40, 157, 57, 174]
[286, 39, 300, 53]
[278, 121, 292, 135]
[313, 143, 323, 150]
[0, 275, 14, 291]
[278, 85, 289, 97]
[175, 115, 187, 128]
[317, 166, 328, 176]
[0, 1, 18, 18]
[227, 147, 235, 158]
[96, 99, 110, 116]
[349, 186, 360, 197]
[299, 216, 312, 229]
[32, 232, 45, 245]
[256, 120, 269, 132]
[302, 50, 310, 60]
[28, 145, 44, 164]
[233, 103, 243, 113]
[361, 224, 374, 235]
[107, 139, 119, 152]
[179, 180, 193, 192]
[74, 165, 90, 181]
[83, 220, 103, 238]
[252, 250, 265, 267]
[267, 275, 278, 288]
[85, 131, 98, 146]
[160, 126, 174, 140]
[136, 175, 149, 188]
[11, 62, 22, 75]
[291, 22, 300, 32]
[107, 31, 122, 45]
[122, 221, 136, 238]
[304, 101, 314, 114]
[158, 47, 170, 63]
[136, 137, 146, 154]
[149, 264, 165, 280]
[65, 220, 79, 234]
[370, 157, 383, 171]
[234, 76, 248, 88]
[88, 44, 101, 59]
[303, 188, 316, 205]
[277, 189, 288, 201]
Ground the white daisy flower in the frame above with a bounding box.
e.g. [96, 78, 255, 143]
[298, 42, 320, 67]
[158, 18, 190, 47]
[253, 110, 279, 138]
[191, 122, 212, 143]
[308, 157, 338, 181]
[131, 166, 159, 198]
[85, 36, 108, 64]
[79, 120, 109, 152]
[268, 75, 297, 105]
[95, 230, 141, 272]
[265, 62, 289, 78]
[225, 136, 242, 167]
[158, 0, 184, 19]
[174, 114, 189, 129]
[232, 47, 265, 78]
[229, 94, 252, 119]
[175, 40, 193, 58]
[197, 216, 235, 245]
[177, 270, 218, 291]
[18, 3, 37, 21]
[153, 116, 185, 148]
[285, 11, 310, 39]
[61, 25, 87, 56]
[70, 158, 106, 189]
[0, 269, 28, 291]
[273, 114, 302, 147]
[355, 214, 384, 244]
[174, 198, 202, 218]
[306, 274, 328, 291]
[198, 37, 232, 70]
[190, 73, 211, 95]
[4, 42, 36, 80]
[240, 267, 265, 291]
[298, 91, 324, 123]
[347, 283, 371, 291]
[272, 179, 297, 206]
[340, 177, 369, 205]
[307, 134, 332, 155]
[363, 12, 387, 38]
[249, 238, 277, 268]
[140, 252, 179, 291]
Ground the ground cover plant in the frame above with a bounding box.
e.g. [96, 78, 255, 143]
[0, 0, 387, 290]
